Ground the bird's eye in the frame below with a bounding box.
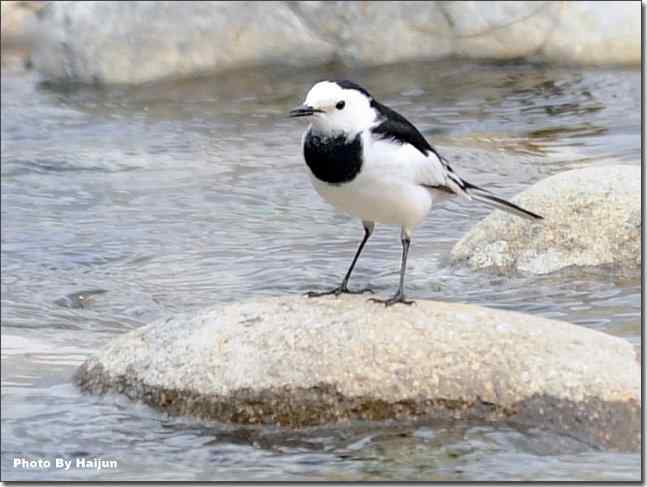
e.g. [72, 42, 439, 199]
[336, 100, 346, 110]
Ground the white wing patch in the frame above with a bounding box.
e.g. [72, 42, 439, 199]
[364, 133, 469, 198]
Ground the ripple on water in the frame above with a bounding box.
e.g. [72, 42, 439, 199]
[1, 61, 640, 481]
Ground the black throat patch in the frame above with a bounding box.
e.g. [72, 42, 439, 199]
[303, 130, 363, 185]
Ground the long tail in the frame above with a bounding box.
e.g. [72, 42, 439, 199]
[463, 182, 543, 221]
[439, 157, 543, 221]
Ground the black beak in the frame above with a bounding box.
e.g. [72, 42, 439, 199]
[289, 105, 323, 118]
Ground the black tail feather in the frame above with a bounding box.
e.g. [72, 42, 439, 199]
[464, 183, 543, 221]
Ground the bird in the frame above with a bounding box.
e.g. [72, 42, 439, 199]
[290, 80, 542, 306]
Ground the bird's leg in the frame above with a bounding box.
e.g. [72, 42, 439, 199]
[370, 228, 414, 306]
[307, 221, 375, 297]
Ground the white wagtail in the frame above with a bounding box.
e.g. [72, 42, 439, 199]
[290, 80, 542, 306]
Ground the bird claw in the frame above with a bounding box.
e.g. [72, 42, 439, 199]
[306, 288, 342, 298]
[306, 286, 374, 298]
[369, 294, 414, 307]
[346, 287, 374, 295]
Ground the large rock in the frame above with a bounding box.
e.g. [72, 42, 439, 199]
[446, 1, 640, 66]
[451, 165, 640, 275]
[30, 1, 335, 85]
[30, 1, 640, 85]
[289, 1, 454, 65]
[537, 1, 641, 66]
[76, 295, 640, 450]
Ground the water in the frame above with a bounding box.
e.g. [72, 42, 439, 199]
[1, 60, 641, 481]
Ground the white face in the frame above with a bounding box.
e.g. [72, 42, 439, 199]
[300, 81, 377, 135]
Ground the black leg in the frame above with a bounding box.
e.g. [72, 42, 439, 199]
[370, 229, 414, 306]
[307, 221, 375, 297]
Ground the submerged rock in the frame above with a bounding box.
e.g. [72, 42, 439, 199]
[31, 1, 640, 85]
[451, 165, 640, 275]
[76, 295, 640, 450]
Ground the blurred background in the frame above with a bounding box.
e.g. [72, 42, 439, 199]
[1, 1, 641, 482]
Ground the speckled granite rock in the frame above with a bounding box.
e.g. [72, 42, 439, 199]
[76, 295, 640, 450]
[31, 1, 640, 85]
[451, 165, 640, 275]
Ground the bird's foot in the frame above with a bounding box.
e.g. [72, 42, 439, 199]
[369, 293, 414, 307]
[306, 285, 374, 298]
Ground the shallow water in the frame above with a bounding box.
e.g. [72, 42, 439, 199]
[1, 60, 641, 481]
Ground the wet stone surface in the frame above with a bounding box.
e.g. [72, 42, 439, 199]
[451, 164, 641, 275]
[76, 295, 640, 451]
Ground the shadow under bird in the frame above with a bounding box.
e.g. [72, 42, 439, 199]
[290, 80, 542, 306]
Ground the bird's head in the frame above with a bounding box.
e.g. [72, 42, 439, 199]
[290, 80, 376, 135]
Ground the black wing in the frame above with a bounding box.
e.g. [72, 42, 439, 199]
[370, 100, 439, 158]
[371, 99, 469, 192]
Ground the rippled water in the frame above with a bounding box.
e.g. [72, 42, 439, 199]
[1, 60, 641, 481]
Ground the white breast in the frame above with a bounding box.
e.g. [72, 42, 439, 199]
[310, 131, 445, 231]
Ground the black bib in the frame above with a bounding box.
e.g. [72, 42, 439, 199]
[304, 130, 363, 185]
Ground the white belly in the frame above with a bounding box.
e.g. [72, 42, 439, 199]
[311, 173, 433, 230]
[305, 128, 457, 231]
